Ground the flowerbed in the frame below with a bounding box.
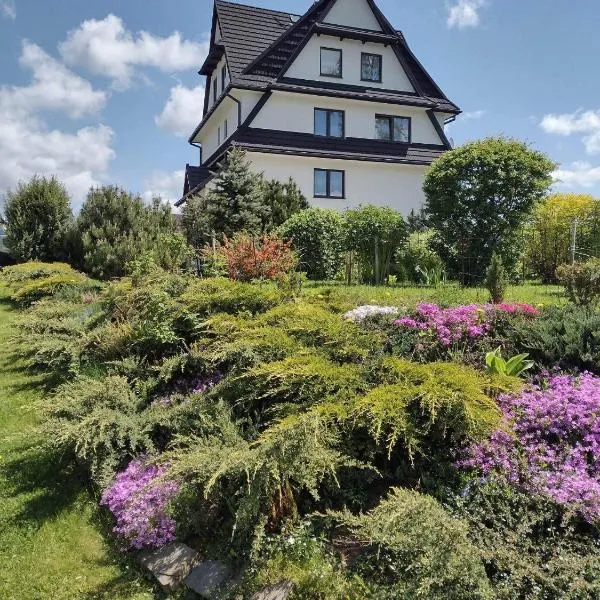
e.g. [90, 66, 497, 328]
[458, 372, 600, 524]
[101, 457, 180, 549]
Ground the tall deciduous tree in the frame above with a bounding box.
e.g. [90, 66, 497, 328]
[525, 193, 600, 282]
[424, 137, 555, 285]
[2, 176, 73, 262]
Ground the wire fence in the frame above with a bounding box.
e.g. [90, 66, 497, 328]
[402, 216, 600, 289]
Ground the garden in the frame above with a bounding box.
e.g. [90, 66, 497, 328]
[0, 137, 599, 599]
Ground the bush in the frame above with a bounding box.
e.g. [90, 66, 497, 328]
[278, 208, 344, 280]
[556, 259, 600, 305]
[75, 187, 177, 279]
[524, 193, 599, 283]
[181, 278, 285, 316]
[328, 488, 491, 599]
[1, 262, 101, 305]
[216, 233, 298, 282]
[261, 178, 309, 231]
[512, 304, 600, 373]
[459, 372, 600, 524]
[485, 252, 508, 303]
[424, 137, 555, 285]
[344, 205, 407, 285]
[395, 230, 444, 284]
[2, 176, 72, 262]
[452, 482, 600, 600]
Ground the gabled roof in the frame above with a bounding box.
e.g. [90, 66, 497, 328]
[209, 0, 458, 111]
[213, 1, 299, 82]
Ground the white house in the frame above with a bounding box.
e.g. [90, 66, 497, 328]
[177, 0, 460, 214]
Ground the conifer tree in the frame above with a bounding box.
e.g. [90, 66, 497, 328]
[204, 147, 266, 238]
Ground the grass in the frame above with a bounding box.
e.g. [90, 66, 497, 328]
[302, 281, 566, 312]
[0, 286, 163, 600]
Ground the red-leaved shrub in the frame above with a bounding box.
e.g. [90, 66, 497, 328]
[218, 233, 298, 281]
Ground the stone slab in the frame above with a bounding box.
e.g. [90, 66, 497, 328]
[184, 560, 233, 598]
[139, 542, 200, 590]
[250, 580, 296, 600]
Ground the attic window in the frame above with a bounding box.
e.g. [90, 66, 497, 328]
[361, 53, 382, 83]
[320, 47, 342, 78]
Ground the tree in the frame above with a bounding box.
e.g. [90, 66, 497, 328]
[75, 186, 176, 279]
[524, 193, 599, 283]
[485, 252, 508, 304]
[344, 205, 407, 285]
[278, 208, 344, 280]
[204, 147, 266, 239]
[181, 194, 212, 249]
[2, 176, 72, 262]
[424, 137, 555, 285]
[261, 178, 309, 231]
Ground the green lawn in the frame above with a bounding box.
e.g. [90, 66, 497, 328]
[302, 281, 566, 311]
[0, 287, 159, 600]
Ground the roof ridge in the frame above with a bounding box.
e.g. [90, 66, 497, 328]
[215, 0, 300, 18]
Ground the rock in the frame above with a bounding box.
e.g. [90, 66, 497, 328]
[139, 542, 200, 590]
[250, 580, 296, 600]
[184, 560, 234, 598]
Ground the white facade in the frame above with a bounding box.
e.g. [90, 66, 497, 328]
[183, 0, 458, 213]
[285, 35, 415, 92]
[194, 89, 263, 159]
[252, 92, 441, 145]
[323, 0, 383, 31]
[247, 152, 428, 214]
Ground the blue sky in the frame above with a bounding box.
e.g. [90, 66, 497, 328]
[0, 0, 599, 210]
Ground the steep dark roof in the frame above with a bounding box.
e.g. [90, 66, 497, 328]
[181, 164, 213, 201]
[209, 0, 458, 111]
[214, 0, 298, 81]
[211, 128, 446, 166]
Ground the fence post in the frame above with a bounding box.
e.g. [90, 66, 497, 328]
[570, 218, 578, 265]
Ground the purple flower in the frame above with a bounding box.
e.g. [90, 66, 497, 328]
[101, 457, 180, 550]
[393, 303, 537, 350]
[458, 373, 600, 524]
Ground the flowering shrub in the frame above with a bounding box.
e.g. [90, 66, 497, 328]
[395, 303, 538, 347]
[388, 303, 539, 363]
[342, 305, 399, 323]
[458, 373, 600, 524]
[157, 371, 223, 408]
[101, 457, 180, 549]
[215, 233, 298, 282]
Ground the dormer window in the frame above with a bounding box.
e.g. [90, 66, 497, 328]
[320, 47, 342, 78]
[213, 77, 217, 103]
[221, 65, 227, 93]
[361, 53, 382, 83]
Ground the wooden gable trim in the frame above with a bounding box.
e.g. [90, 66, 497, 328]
[426, 109, 452, 150]
[241, 0, 332, 76]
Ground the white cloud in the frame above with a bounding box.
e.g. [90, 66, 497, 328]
[461, 110, 486, 120]
[155, 84, 204, 137]
[447, 0, 486, 29]
[0, 1, 16, 19]
[540, 109, 600, 154]
[142, 170, 185, 205]
[59, 15, 209, 89]
[0, 41, 107, 120]
[553, 161, 600, 188]
[0, 42, 114, 207]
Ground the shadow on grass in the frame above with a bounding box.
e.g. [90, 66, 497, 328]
[1, 444, 90, 527]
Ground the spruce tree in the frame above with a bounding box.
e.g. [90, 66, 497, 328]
[205, 147, 266, 238]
